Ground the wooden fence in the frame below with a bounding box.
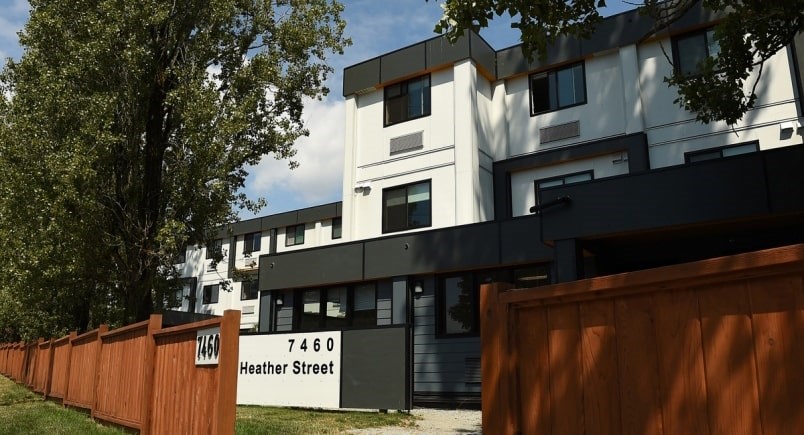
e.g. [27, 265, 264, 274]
[0, 310, 240, 435]
[482, 243, 804, 435]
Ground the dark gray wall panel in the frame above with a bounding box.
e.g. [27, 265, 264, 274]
[377, 280, 393, 326]
[297, 202, 339, 223]
[426, 34, 470, 69]
[258, 291, 272, 332]
[764, 145, 804, 213]
[381, 44, 426, 84]
[259, 243, 363, 290]
[261, 211, 300, 230]
[540, 154, 770, 240]
[343, 58, 380, 96]
[341, 327, 409, 410]
[363, 224, 500, 279]
[469, 32, 497, 78]
[392, 277, 407, 325]
[579, 10, 653, 56]
[274, 291, 294, 331]
[499, 216, 553, 264]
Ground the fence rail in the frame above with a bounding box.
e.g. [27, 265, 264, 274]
[481, 243, 804, 435]
[0, 310, 240, 435]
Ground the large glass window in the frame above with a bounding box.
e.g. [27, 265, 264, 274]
[285, 224, 305, 247]
[673, 28, 720, 76]
[332, 217, 342, 239]
[438, 274, 476, 336]
[299, 289, 321, 331]
[325, 287, 349, 328]
[384, 75, 431, 126]
[534, 171, 593, 206]
[352, 283, 377, 327]
[205, 239, 222, 260]
[243, 232, 261, 254]
[685, 141, 758, 163]
[530, 62, 586, 115]
[240, 279, 259, 301]
[202, 284, 219, 304]
[383, 180, 431, 233]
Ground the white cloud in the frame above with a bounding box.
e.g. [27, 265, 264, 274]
[247, 97, 345, 207]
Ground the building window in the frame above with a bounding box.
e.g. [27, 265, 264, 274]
[205, 239, 222, 260]
[240, 279, 259, 301]
[299, 289, 321, 331]
[202, 284, 219, 304]
[382, 180, 431, 233]
[530, 62, 586, 115]
[332, 217, 342, 239]
[285, 224, 305, 247]
[685, 141, 758, 163]
[384, 75, 431, 126]
[176, 246, 186, 264]
[325, 287, 349, 328]
[534, 171, 593, 206]
[352, 283, 377, 328]
[672, 28, 720, 76]
[243, 232, 261, 254]
[437, 274, 477, 336]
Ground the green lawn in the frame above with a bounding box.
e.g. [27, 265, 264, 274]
[0, 376, 415, 434]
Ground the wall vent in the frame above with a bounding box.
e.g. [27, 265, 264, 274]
[540, 120, 580, 144]
[464, 357, 481, 384]
[390, 131, 424, 155]
[242, 305, 255, 315]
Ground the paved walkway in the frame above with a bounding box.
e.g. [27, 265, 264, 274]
[348, 408, 481, 434]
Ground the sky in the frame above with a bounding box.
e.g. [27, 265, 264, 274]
[0, 0, 634, 219]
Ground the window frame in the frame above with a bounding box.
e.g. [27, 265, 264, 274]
[205, 239, 223, 260]
[240, 278, 259, 301]
[202, 284, 219, 305]
[291, 283, 378, 332]
[285, 224, 305, 247]
[243, 232, 261, 254]
[685, 141, 759, 163]
[671, 27, 719, 76]
[529, 61, 587, 116]
[534, 170, 594, 206]
[382, 179, 432, 234]
[436, 273, 479, 338]
[384, 74, 431, 127]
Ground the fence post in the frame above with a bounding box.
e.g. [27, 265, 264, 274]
[211, 310, 241, 435]
[90, 324, 109, 420]
[481, 282, 515, 435]
[140, 314, 162, 435]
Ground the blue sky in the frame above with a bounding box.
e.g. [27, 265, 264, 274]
[0, 0, 634, 219]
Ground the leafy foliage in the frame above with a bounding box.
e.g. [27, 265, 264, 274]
[0, 0, 348, 340]
[431, 0, 804, 125]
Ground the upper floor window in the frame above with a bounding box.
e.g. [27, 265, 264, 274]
[530, 62, 586, 115]
[205, 239, 222, 260]
[534, 171, 593, 206]
[382, 180, 431, 233]
[673, 28, 720, 76]
[202, 284, 219, 304]
[332, 217, 342, 240]
[685, 141, 758, 163]
[384, 75, 431, 126]
[176, 246, 186, 264]
[285, 224, 305, 247]
[240, 278, 259, 301]
[243, 232, 261, 254]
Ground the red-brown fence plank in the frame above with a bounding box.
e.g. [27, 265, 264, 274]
[698, 282, 762, 435]
[748, 273, 804, 435]
[64, 326, 107, 410]
[580, 300, 621, 435]
[547, 304, 584, 435]
[515, 307, 551, 435]
[48, 332, 76, 399]
[615, 294, 664, 435]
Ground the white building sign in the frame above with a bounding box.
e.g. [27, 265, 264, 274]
[237, 331, 341, 408]
[195, 326, 221, 366]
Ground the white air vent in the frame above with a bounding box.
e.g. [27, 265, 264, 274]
[242, 305, 255, 315]
[540, 120, 580, 144]
[390, 131, 424, 155]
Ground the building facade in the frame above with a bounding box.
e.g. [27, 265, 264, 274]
[174, 4, 804, 406]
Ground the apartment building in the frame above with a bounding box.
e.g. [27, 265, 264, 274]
[174, 3, 804, 406]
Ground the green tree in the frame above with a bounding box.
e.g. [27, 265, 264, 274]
[0, 0, 348, 338]
[431, 0, 804, 125]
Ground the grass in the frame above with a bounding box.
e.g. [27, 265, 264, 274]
[0, 375, 416, 434]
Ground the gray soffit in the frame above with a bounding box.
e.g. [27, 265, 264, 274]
[344, 3, 724, 95]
